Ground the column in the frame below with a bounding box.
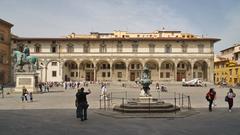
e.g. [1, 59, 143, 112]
[77, 62, 81, 81]
[125, 62, 129, 81]
[94, 63, 96, 82]
[110, 63, 113, 81]
[44, 66, 47, 82]
[158, 60, 162, 81]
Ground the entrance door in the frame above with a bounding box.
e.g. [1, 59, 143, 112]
[130, 72, 135, 81]
[85, 71, 94, 81]
[177, 71, 186, 81]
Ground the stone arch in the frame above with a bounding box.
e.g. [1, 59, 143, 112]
[79, 60, 94, 81]
[193, 60, 208, 81]
[63, 60, 78, 81]
[96, 60, 111, 81]
[145, 60, 159, 81]
[128, 60, 143, 81]
[112, 59, 126, 81]
[160, 60, 175, 81]
[176, 60, 192, 81]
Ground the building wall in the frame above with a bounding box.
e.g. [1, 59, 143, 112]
[0, 19, 13, 84]
[12, 32, 218, 83]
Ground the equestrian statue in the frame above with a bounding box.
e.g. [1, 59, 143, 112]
[13, 46, 39, 72]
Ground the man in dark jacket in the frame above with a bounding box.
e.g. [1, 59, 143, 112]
[76, 87, 91, 121]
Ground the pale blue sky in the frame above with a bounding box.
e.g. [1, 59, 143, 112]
[1, 0, 240, 52]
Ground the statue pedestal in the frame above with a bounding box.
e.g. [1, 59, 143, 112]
[15, 72, 38, 92]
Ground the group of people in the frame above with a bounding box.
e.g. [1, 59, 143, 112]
[21, 86, 33, 102]
[38, 82, 50, 93]
[63, 81, 90, 90]
[206, 88, 236, 112]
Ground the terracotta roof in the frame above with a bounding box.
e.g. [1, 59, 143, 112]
[0, 18, 13, 27]
[12, 37, 220, 42]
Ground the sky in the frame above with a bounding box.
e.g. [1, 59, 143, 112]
[0, 0, 240, 53]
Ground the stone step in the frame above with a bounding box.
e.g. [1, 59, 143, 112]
[113, 106, 180, 113]
[120, 103, 174, 109]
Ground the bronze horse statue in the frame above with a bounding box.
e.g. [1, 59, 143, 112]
[13, 50, 39, 72]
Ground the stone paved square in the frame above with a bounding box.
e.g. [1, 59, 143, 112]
[1, 83, 240, 135]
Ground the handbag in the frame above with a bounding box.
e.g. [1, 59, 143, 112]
[225, 96, 229, 102]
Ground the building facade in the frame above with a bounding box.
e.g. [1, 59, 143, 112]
[214, 43, 240, 86]
[12, 30, 219, 83]
[0, 19, 13, 84]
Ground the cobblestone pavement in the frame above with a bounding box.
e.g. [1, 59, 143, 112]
[0, 83, 240, 135]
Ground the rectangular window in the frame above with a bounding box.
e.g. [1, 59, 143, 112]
[102, 72, 106, 77]
[131, 64, 134, 69]
[86, 64, 91, 68]
[35, 46, 41, 53]
[52, 71, 57, 77]
[52, 62, 57, 66]
[166, 72, 170, 78]
[108, 72, 110, 77]
[52, 46, 57, 53]
[137, 64, 140, 69]
[166, 64, 170, 69]
[117, 42, 123, 52]
[76, 72, 78, 77]
[0, 54, 3, 64]
[0, 33, 4, 42]
[149, 44, 155, 53]
[83, 44, 90, 53]
[132, 44, 138, 52]
[117, 72, 122, 78]
[71, 72, 75, 77]
[160, 72, 163, 78]
[198, 44, 204, 53]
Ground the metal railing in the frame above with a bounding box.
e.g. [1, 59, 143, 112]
[99, 90, 191, 112]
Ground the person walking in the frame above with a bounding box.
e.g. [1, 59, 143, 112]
[100, 84, 107, 100]
[22, 86, 28, 102]
[226, 88, 236, 112]
[206, 88, 216, 112]
[75, 87, 91, 121]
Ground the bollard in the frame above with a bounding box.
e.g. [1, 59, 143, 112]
[110, 92, 113, 104]
[104, 95, 106, 110]
[122, 98, 125, 113]
[149, 97, 151, 113]
[188, 96, 191, 109]
[178, 93, 181, 106]
[99, 95, 102, 109]
[182, 93, 184, 108]
[125, 91, 127, 99]
[174, 97, 177, 114]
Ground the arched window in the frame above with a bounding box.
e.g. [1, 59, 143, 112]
[181, 43, 187, 53]
[198, 44, 204, 53]
[83, 42, 90, 53]
[117, 41, 123, 52]
[99, 41, 107, 53]
[67, 43, 74, 53]
[132, 41, 138, 52]
[165, 44, 172, 53]
[51, 43, 58, 53]
[149, 43, 155, 53]
[34, 43, 41, 53]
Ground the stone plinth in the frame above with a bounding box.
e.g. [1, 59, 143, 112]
[15, 72, 38, 92]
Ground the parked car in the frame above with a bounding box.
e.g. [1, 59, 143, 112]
[182, 78, 204, 87]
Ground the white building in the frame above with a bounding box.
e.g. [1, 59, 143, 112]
[11, 30, 220, 83]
